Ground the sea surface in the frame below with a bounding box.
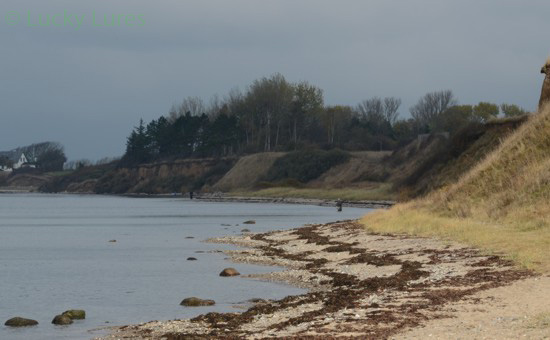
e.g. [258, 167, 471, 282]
[0, 193, 372, 340]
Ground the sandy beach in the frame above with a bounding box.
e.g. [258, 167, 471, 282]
[96, 220, 550, 339]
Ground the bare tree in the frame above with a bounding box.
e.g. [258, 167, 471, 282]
[206, 94, 224, 119]
[383, 97, 401, 125]
[290, 81, 324, 144]
[410, 90, 457, 127]
[323, 105, 353, 145]
[169, 96, 206, 121]
[225, 87, 244, 114]
[358, 97, 401, 126]
[225, 87, 256, 145]
[357, 97, 384, 123]
[247, 74, 294, 151]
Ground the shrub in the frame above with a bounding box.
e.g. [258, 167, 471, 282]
[265, 149, 350, 183]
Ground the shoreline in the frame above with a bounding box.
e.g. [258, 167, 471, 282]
[98, 220, 549, 339]
[0, 186, 38, 194]
[119, 192, 395, 209]
[0, 189, 395, 209]
[194, 194, 394, 209]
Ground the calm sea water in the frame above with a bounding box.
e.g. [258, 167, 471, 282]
[0, 194, 371, 340]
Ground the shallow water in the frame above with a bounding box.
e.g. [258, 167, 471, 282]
[0, 193, 372, 340]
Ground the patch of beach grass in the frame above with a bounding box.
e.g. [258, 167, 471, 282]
[362, 205, 550, 272]
[526, 312, 550, 329]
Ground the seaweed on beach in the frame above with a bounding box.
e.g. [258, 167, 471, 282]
[118, 220, 534, 340]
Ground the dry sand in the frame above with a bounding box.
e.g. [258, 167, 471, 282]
[97, 220, 550, 339]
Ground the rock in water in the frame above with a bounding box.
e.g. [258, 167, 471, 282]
[4, 317, 38, 327]
[243, 220, 256, 224]
[187, 257, 198, 261]
[219, 268, 240, 277]
[62, 309, 86, 320]
[52, 314, 73, 325]
[241, 228, 251, 233]
[180, 297, 216, 307]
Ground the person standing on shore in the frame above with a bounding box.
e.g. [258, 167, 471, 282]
[336, 199, 343, 212]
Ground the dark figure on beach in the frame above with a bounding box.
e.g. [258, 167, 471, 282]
[189, 191, 194, 200]
[336, 199, 343, 212]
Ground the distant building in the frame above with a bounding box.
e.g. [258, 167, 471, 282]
[0, 165, 12, 172]
[14, 153, 28, 169]
[2, 153, 36, 171]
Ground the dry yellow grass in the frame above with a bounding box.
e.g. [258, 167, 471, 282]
[363, 106, 550, 272]
[526, 312, 550, 330]
[362, 205, 550, 271]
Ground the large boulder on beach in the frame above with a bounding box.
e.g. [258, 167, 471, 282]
[180, 297, 215, 307]
[52, 314, 73, 325]
[4, 317, 38, 327]
[220, 268, 240, 277]
[62, 309, 86, 320]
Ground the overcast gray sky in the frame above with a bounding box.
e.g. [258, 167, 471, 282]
[1, 0, 548, 160]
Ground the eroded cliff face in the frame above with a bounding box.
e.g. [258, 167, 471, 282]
[41, 158, 236, 194]
[137, 160, 212, 180]
[1, 173, 52, 191]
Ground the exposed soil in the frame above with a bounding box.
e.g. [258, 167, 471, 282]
[97, 220, 538, 340]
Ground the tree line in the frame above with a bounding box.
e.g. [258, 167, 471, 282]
[123, 73, 528, 165]
[0, 142, 67, 172]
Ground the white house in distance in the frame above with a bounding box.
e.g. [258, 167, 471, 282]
[14, 153, 35, 169]
[0, 153, 36, 172]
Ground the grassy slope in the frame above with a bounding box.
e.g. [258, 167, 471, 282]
[389, 116, 527, 199]
[212, 152, 285, 192]
[362, 108, 550, 272]
[228, 151, 396, 201]
[232, 183, 395, 201]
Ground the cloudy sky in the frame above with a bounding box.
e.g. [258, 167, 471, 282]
[1, 0, 548, 160]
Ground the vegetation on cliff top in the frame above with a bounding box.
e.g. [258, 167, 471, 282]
[30, 72, 529, 197]
[121, 73, 526, 167]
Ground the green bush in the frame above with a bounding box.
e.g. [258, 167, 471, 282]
[191, 159, 236, 191]
[265, 149, 350, 183]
